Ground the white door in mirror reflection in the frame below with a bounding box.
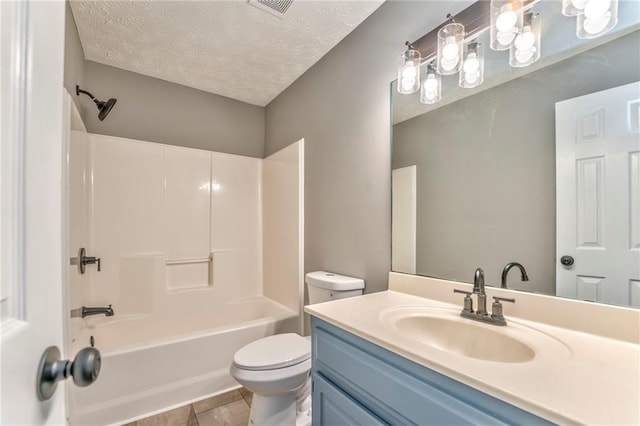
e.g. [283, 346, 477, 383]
[392, 166, 417, 274]
[556, 81, 640, 307]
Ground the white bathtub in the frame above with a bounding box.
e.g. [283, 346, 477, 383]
[67, 297, 298, 425]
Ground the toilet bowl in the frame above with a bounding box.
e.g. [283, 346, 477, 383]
[229, 271, 365, 426]
[230, 333, 311, 426]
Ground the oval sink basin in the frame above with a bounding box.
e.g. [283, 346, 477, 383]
[380, 306, 571, 364]
[392, 315, 534, 363]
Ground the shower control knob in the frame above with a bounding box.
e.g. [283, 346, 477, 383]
[36, 346, 101, 401]
[560, 255, 575, 266]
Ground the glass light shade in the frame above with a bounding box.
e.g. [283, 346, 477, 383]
[562, 0, 582, 16]
[576, 0, 618, 39]
[397, 49, 421, 94]
[420, 63, 441, 105]
[459, 42, 484, 89]
[509, 12, 541, 68]
[490, 0, 523, 51]
[437, 22, 464, 75]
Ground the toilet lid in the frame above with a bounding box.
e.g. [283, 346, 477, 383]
[233, 333, 311, 371]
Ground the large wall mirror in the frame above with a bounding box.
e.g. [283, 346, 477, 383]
[391, 0, 640, 308]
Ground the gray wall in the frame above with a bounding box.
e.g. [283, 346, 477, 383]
[392, 32, 640, 293]
[64, 2, 86, 116]
[265, 1, 474, 294]
[82, 62, 266, 157]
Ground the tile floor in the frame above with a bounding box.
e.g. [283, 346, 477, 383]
[126, 388, 253, 426]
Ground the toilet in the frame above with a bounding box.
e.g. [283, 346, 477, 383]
[230, 271, 365, 426]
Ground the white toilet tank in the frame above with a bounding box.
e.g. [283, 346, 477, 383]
[305, 271, 365, 304]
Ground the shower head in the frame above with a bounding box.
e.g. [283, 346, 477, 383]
[97, 98, 117, 121]
[76, 85, 117, 121]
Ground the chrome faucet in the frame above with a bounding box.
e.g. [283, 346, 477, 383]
[473, 268, 487, 315]
[454, 268, 515, 326]
[501, 262, 529, 289]
[71, 305, 114, 318]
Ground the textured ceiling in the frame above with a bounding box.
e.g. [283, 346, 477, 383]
[70, 0, 385, 106]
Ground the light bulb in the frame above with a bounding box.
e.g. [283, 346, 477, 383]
[496, 29, 516, 46]
[421, 65, 441, 104]
[442, 37, 459, 60]
[465, 71, 479, 85]
[571, 0, 589, 9]
[463, 54, 480, 74]
[515, 46, 536, 63]
[496, 5, 517, 32]
[424, 75, 439, 91]
[514, 29, 535, 50]
[440, 56, 460, 72]
[402, 65, 417, 80]
[510, 11, 539, 67]
[397, 48, 420, 94]
[584, 0, 611, 19]
[583, 12, 612, 34]
[401, 78, 416, 91]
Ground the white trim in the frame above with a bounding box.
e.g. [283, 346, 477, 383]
[0, 0, 28, 335]
[297, 139, 305, 335]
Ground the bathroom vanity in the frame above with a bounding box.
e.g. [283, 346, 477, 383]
[311, 318, 550, 425]
[305, 273, 640, 425]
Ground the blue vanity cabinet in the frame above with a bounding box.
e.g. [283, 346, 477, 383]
[311, 317, 553, 426]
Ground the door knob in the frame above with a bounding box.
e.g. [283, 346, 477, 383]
[36, 346, 101, 401]
[560, 255, 575, 266]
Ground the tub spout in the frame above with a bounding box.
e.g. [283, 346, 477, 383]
[71, 305, 114, 318]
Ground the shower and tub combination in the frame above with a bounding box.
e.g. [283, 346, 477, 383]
[64, 97, 304, 425]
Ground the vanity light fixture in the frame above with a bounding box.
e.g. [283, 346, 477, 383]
[397, 43, 421, 94]
[576, 0, 618, 39]
[459, 42, 484, 88]
[509, 12, 541, 67]
[420, 62, 442, 104]
[437, 16, 465, 75]
[396, 0, 621, 105]
[490, 0, 523, 51]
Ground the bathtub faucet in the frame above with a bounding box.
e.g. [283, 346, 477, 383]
[71, 305, 114, 318]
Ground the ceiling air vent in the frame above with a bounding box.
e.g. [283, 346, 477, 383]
[248, 0, 294, 18]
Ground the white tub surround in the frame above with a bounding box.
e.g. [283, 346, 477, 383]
[305, 273, 640, 425]
[65, 133, 305, 424]
[263, 140, 305, 331]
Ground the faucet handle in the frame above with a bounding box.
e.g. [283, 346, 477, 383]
[453, 289, 474, 314]
[491, 296, 515, 323]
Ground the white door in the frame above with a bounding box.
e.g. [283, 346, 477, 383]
[1, 1, 68, 424]
[556, 81, 640, 307]
[392, 166, 417, 274]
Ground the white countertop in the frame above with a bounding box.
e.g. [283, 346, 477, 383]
[305, 290, 640, 425]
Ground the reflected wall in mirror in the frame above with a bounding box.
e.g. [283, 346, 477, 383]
[391, 2, 640, 308]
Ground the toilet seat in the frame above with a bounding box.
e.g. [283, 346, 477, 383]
[232, 333, 311, 371]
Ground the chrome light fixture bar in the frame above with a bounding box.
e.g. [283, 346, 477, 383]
[407, 1, 497, 65]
